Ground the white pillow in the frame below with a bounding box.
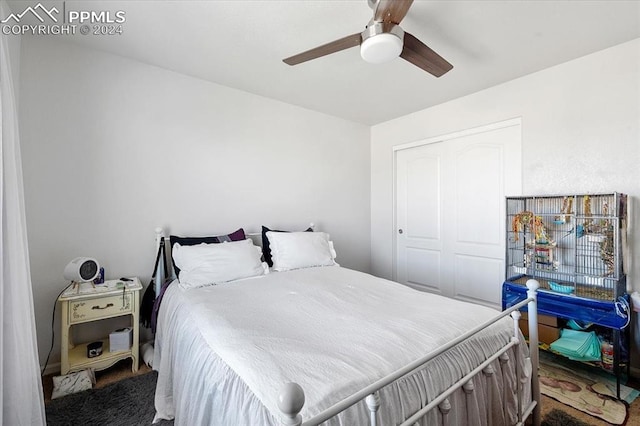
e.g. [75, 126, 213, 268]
[267, 231, 337, 271]
[173, 239, 268, 289]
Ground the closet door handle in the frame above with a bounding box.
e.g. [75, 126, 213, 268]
[398, 229, 404, 234]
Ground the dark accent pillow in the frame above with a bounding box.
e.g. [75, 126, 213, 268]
[169, 228, 246, 276]
[261, 226, 313, 267]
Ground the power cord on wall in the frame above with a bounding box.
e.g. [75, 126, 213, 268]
[41, 285, 69, 377]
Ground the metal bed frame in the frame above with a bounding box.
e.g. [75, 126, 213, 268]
[152, 228, 542, 426]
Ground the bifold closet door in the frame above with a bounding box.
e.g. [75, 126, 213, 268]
[395, 123, 521, 308]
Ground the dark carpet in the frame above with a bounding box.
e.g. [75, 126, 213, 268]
[45, 371, 173, 426]
[46, 371, 591, 426]
[541, 408, 592, 426]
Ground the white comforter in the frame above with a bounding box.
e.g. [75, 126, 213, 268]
[154, 266, 529, 425]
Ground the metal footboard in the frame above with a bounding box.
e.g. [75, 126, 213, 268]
[278, 279, 541, 426]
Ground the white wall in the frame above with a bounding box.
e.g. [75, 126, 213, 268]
[371, 39, 640, 291]
[18, 37, 371, 368]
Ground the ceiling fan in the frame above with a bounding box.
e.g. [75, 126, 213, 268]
[283, 0, 453, 77]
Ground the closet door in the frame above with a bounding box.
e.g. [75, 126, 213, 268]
[395, 142, 447, 295]
[395, 122, 521, 308]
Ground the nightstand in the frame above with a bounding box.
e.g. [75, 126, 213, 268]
[58, 277, 142, 375]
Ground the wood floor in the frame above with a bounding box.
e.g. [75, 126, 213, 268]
[43, 360, 640, 425]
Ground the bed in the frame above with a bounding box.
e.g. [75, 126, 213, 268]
[151, 228, 541, 425]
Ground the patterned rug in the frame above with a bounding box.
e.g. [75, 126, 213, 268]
[539, 353, 638, 425]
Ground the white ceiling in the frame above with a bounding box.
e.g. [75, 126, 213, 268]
[8, 0, 640, 125]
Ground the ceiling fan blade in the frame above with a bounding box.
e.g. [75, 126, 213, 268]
[283, 33, 362, 66]
[400, 32, 453, 77]
[374, 0, 414, 24]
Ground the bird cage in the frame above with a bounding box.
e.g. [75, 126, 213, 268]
[505, 193, 627, 301]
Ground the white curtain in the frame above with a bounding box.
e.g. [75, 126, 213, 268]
[1, 0, 47, 423]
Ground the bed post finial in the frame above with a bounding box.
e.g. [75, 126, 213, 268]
[526, 279, 541, 426]
[278, 382, 305, 426]
[155, 227, 165, 247]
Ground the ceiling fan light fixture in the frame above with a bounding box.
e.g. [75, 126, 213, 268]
[360, 22, 404, 64]
[360, 32, 403, 63]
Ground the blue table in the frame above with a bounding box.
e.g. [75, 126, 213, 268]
[502, 279, 630, 398]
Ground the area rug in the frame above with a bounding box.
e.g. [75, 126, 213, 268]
[539, 353, 637, 425]
[541, 408, 592, 426]
[45, 371, 174, 426]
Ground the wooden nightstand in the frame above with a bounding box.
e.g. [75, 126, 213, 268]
[58, 277, 142, 375]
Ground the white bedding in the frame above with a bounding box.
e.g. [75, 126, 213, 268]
[154, 266, 530, 425]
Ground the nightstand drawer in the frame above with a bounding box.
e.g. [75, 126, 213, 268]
[69, 293, 133, 324]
